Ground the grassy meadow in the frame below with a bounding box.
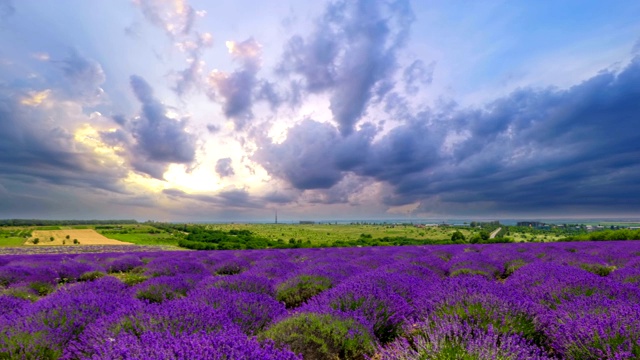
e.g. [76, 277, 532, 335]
[204, 223, 476, 245]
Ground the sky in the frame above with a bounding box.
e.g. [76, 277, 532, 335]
[0, 0, 639, 222]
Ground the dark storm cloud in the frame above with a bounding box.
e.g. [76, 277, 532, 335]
[207, 38, 261, 129]
[215, 157, 234, 178]
[257, 57, 640, 214]
[163, 188, 263, 209]
[278, 0, 414, 135]
[254, 120, 374, 190]
[358, 116, 444, 182]
[401, 57, 640, 212]
[262, 190, 299, 204]
[0, 89, 127, 194]
[100, 76, 196, 179]
[129, 75, 196, 164]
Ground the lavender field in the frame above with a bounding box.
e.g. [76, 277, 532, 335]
[2, 241, 640, 359]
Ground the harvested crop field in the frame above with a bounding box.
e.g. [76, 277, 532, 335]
[27, 229, 133, 246]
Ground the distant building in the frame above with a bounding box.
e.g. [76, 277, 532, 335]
[517, 221, 545, 228]
[299, 221, 316, 225]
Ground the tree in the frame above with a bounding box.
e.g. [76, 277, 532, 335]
[451, 230, 466, 242]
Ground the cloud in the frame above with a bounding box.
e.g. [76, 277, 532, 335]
[134, 0, 196, 38]
[253, 119, 375, 190]
[163, 187, 263, 209]
[403, 60, 435, 94]
[206, 123, 220, 133]
[134, 0, 212, 98]
[0, 88, 128, 194]
[396, 57, 640, 213]
[255, 56, 640, 215]
[278, 0, 415, 135]
[207, 38, 262, 129]
[215, 157, 234, 178]
[0, 0, 14, 21]
[56, 51, 106, 101]
[173, 32, 212, 96]
[100, 75, 197, 179]
[256, 81, 283, 111]
[633, 38, 640, 55]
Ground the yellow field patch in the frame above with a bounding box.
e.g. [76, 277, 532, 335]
[27, 229, 134, 246]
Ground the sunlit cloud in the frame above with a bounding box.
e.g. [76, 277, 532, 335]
[20, 89, 51, 106]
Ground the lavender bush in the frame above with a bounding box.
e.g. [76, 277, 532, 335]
[1, 241, 640, 359]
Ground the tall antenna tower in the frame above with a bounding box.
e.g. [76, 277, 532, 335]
[275, 209, 278, 224]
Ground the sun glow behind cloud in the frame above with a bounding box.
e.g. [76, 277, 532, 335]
[20, 90, 51, 106]
[1, 0, 639, 220]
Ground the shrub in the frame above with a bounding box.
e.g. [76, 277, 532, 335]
[276, 275, 333, 308]
[28, 281, 55, 296]
[260, 313, 375, 360]
[580, 263, 616, 277]
[118, 272, 148, 286]
[78, 271, 106, 282]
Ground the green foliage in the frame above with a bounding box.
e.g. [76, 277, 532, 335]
[580, 263, 616, 277]
[32, 238, 39, 244]
[565, 333, 640, 360]
[436, 302, 543, 346]
[276, 275, 333, 308]
[73, 239, 79, 244]
[502, 259, 527, 278]
[0, 331, 62, 360]
[136, 285, 185, 303]
[78, 271, 106, 282]
[260, 313, 375, 360]
[215, 263, 245, 275]
[450, 268, 490, 278]
[2, 286, 39, 301]
[28, 281, 55, 296]
[564, 229, 640, 241]
[116, 272, 149, 286]
[0, 236, 26, 246]
[99, 226, 180, 247]
[451, 230, 466, 242]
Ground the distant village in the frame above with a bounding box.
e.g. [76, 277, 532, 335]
[515, 221, 640, 231]
[296, 219, 640, 232]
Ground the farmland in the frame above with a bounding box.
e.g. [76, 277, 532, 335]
[204, 223, 477, 244]
[2, 241, 640, 359]
[27, 229, 133, 246]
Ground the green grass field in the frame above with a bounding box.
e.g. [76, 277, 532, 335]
[204, 223, 477, 244]
[101, 233, 180, 246]
[0, 222, 584, 248]
[96, 224, 181, 246]
[0, 237, 27, 246]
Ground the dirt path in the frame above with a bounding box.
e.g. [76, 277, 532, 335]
[489, 227, 502, 239]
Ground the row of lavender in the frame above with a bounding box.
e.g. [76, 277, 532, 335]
[1, 241, 640, 359]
